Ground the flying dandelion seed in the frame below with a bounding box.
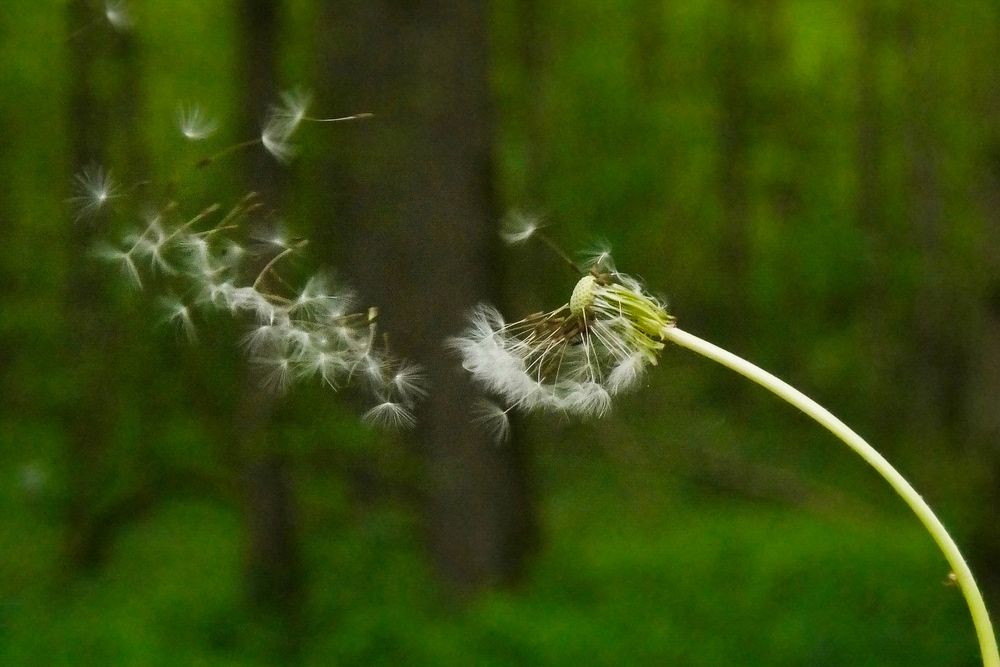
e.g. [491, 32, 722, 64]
[160, 295, 197, 342]
[362, 400, 417, 429]
[500, 210, 544, 245]
[69, 165, 123, 221]
[104, 0, 132, 31]
[177, 104, 218, 141]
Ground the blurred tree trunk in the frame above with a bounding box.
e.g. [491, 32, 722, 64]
[856, 0, 883, 248]
[972, 148, 1000, 610]
[897, 7, 968, 438]
[62, 0, 130, 571]
[234, 0, 304, 640]
[969, 6, 1000, 611]
[318, 1, 537, 593]
[855, 0, 893, 414]
[235, 0, 302, 620]
[514, 0, 547, 204]
[716, 0, 752, 345]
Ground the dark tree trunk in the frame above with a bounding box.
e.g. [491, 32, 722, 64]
[513, 0, 548, 205]
[856, 0, 883, 244]
[318, 1, 537, 593]
[62, 0, 125, 571]
[897, 8, 968, 438]
[969, 14, 1000, 610]
[234, 0, 304, 638]
[717, 1, 753, 345]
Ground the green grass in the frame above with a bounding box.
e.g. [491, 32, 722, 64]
[0, 452, 978, 666]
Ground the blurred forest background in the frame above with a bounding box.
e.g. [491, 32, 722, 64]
[2, 0, 999, 664]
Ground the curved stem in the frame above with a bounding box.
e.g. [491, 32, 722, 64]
[661, 325, 998, 667]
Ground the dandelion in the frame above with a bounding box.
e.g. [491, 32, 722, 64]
[453, 236, 999, 667]
[177, 104, 218, 141]
[450, 261, 674, 418]
[69, 165, 122, 221]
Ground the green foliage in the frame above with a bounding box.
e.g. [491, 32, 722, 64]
[0, 478, 978, 665]
[1, 0, 998, 663]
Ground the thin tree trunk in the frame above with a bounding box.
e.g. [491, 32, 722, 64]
[62, 0, 123, 571]
[318, 0, 537, 593]
[717, 1, 752, 345]
[897, 9, 961, 435]
[969, 7, 1000, 611]
[514, 0, 547, 205]
[234, 0, 304, 639]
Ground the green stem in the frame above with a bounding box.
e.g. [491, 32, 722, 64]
[661, 325, 998, 667]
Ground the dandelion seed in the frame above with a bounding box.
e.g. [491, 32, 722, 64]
[271, 88, 312, 131]
[289, 273, 336, 320]
[261, 116, 298, 163]
[126, 215, 175, 274]
[472, 399, 512, 443]
[260, 89, 312, 163]
[104, 0, 131, 31]
[70, 165, 122, 221]
[255, 354, 294, 394]
[362, 400, 417, 429]
[92, 242, 142, 288]
[241, 321, 287, 356]
[359, 352, 386, 386]
[250, 223, 294, 253]
[299, 348, 345, 388]
[606, 352, 647, 395]
[160, 295, 197, 342]
[389, 362, 428, 402]
[500, 210, 543, 245]
[581, 242, 615, 273]
[177, 104, 218, 141]
[19, 461, 48, 497]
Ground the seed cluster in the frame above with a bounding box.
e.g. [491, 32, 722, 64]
[450, 251, 675, 441]
[72, 89, 422, 429]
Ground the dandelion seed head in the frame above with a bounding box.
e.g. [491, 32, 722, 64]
[452, 255, 675, 422]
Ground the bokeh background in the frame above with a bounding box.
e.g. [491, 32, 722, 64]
[2, 0, 999, 664]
